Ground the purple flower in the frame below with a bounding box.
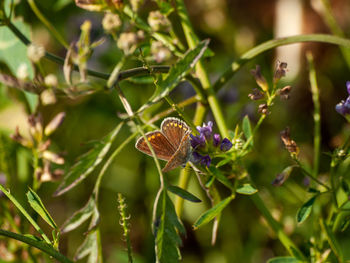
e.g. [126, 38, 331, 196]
[196, 121, 213, 140]
[190, 133, 206, 149]
[213, 133, 221, 147]
[220, 138, 232, 152]
[335, 81, 350, 116]
[192, 152, 211, 168]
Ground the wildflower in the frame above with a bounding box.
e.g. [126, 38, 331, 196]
[148, 11, 170, 32]
[335, 81, 350, 116]
[278, 85, 292, 100]
[27, 44, 45, 63]
[274, 60, 288, 83]
[190, 133, 206, 149]
[251, 65, 268, 91]
[280, 127, 299, 156]
[248, 88, 264, 100]
[213, 134, 221, 147]
[192, 152, 211, 168]
[196, 121, 213, 140]
[258, 103, 269, 115]
[220, 138, 233, 152]
[102, 12, 122, 32]
[117, 32, 138, 54]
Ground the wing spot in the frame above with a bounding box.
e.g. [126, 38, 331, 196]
[157, 133, 161, 137]
[179, 125, 182, 128]
[183, 128, 187, 131]
[174, 123, 178, 127]
[151, 135, 155, 139]
[148, 137, 152, 141]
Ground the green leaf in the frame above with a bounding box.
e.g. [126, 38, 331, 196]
[216, 157, 232, 168]
[54, 122, 123, 196]
[154, 189, 185, 263]
[242, 115, 253, 146]
[155, 0, 174, 15]
[74, 230, 102, 263]
[193, 195, 233, 229]
[236, 184, 258, 195]
[60, 196, 96, 234]
[26, 188, 57, 229]
[320, 219, 344, 262]
[267, 257, 300, 263]
[208, 166, 233, 189]
[296, 195, 317, 223]
[168, 185, 201, 203]
[137, 40, 209, 113]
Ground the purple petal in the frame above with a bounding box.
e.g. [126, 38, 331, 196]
[202, 155, 211, 167]
[347, 81, 350, 95]
[190, 134, 206, 149]
[213, 133, 221, 147]
[220, 138, 233, 152]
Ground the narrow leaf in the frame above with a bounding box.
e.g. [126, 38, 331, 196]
[26, 188, 57, 229]
[154, 189, 185, 263]
[54, 122, 123, 196]
[168, 185, 201, 203]
[60, 196, 96, 234]
[296, 195, 317, 223]
[137, 40, 209, 113]
[208, 166, 233, 189]
[74, 230, 102, 263]
[320, 219, 344, 262]
[236, 184, 258, 195]
[267, 257, 300, 263]
[193, 195, 233, 229]
[242, 115, 253, 146]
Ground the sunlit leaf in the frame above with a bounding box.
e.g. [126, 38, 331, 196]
[267, 257, 300, 263]
[54, 122, 123, 196]
[168, 185, 201, 203]
[26, 188, 57, 229]
[193, 195, 233, 229]
[60, 196, 96, 234]
[154, 189, 185, 263]
[137, 40, 209, 113]
[74, 230, 102, 263]
[236, 184, 258, 195]
[242, 115, 252, 147]
[296, 195, 317, 223]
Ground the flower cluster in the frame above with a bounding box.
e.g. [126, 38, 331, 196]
[190, 121, 233, 168]
[335, 81, 350, 116]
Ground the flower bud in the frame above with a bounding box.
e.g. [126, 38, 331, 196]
[248, 88, 264, 100]
[148, 11, 170, 32]
[251, 65, 268, 92]
[28, 115, 43, 143]
[258, 103, 269, 115]
[280, 127, 299, 156]
[27, 44, 45, 63]
[278, 85, 292, 100]
[44, 112, 66, 136]
[44, 74, 58, 87]
[117, 32, 138, 54]
[220, 138, 233, 152]
[17, 63, 29, 80]
[213, 133, 221, 147]
[42, 151, 65, 165]
[40, 89, 57, 105]
[274, 60, 288, 83]
[151, 41, 171, 63]
[102, 12, 122, 32]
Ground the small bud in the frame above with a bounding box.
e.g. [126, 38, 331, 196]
[248, 88, 264, 100]
[44, 112, 66, 136]
[258, 103, 269, 115]
[44, 74, 58, 87]
[220, 138, 233, 152]
[233, 138, 244, 150]
[280, 127, 299, 156]
[251, 65, 268, 91]
[151, 41, 171, 63]
[271, 166, 293, 186]
[27, 44, 45, 63]
[40, 89, 57, 105]
[28, 114, 43, 143]
[278, 85, 292, 100]
[42, 151, 65, 165]
[102, 12, 122, 32]
[64, 44, 74, 85]
[38, 139, 51, 152]
[117, 32, 138, 54]
[17, 63, 29, 80]
[213, 133, 221, 147]
[274, 60, 288, 83]
[148, 11, 171, 32]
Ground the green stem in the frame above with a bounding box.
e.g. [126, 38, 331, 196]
[164, 96, 196, 131]
[294, 159, 330, 190]
[0, 184, 51, 244]
[27, 0, 69, 49]
[213, 34, 350, 91]
[250, 194, 306, 260]
[175, 0, 229, 138]
[0, 229, 73, 263]
[307, 52, 321, 177]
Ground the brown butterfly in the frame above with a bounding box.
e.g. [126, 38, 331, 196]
[135, 118, 192, 172]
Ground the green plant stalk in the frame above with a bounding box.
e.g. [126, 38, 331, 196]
[213, 34, 350, 92]
[117, 193, 133, 263]
[250, 193, 306, 260]
[307, 52, 321, 177]
[175, 0, 229, 138]
[320, 218, 344, 263]
[27, 0, 69, 49]
[0, 229, 72, 263]
[0, 184, 51, 244]
[294, 159, 330, 190]
[318, 0, 350, 69]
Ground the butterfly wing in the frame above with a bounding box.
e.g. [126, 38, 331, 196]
[162, 132, 191, 172]
[135, 131, 177, 161]
[161, 117, 191, 148]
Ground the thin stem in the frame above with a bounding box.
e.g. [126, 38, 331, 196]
[164, 96, 196, 131]
[0, 229, 73, 263]
[27, 0, 69, 49]
[294, 159, 330, 190]
[0, 184, 51, 244]
[307, 52, 321, 177]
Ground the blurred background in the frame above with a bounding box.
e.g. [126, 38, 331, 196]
[1, 0, 350, 262]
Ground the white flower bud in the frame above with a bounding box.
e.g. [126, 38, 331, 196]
[102, 12, 122, 32]
[148, 11, 170, 32]
[44, 74, 58, 87]
[27, 44, 45, 63]
[117, 32, 138, 54]
[17, 63, 29, 80]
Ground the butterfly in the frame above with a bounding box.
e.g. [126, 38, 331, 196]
[135, 117, 192, 172]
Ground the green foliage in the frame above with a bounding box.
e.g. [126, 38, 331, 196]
[236, 184, 258, 195]
[296, 195, 317, 224]
[168, 185, 202, 203]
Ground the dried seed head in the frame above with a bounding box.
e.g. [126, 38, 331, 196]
[248, 88, 264, 100]
[258, 103, 269, 115]
[278, 85, 292, 100]
[280, 127, 299, 156]
[27, 44, 45, 63]
[102, 12, 122, 32]
[274, 60, 288, 83]
[251, 65, 268, 91]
